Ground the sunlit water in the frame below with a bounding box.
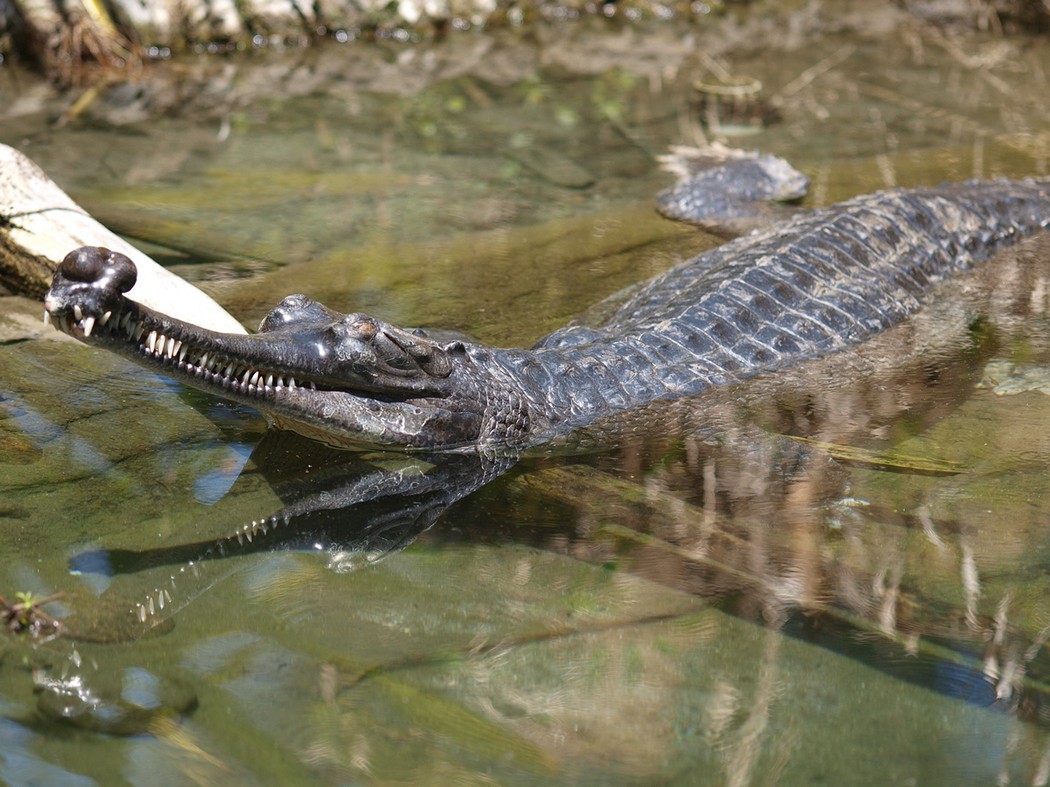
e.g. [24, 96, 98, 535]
[4, 15, 1050, 784]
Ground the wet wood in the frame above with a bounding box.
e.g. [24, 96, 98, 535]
[0, 144, 246, 334]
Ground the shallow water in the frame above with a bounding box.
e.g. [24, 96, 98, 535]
[5, 14, 1050, 784]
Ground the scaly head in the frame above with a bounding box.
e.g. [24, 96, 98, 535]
[45, 247, 528, 450]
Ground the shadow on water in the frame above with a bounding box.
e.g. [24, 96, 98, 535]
[7, 11, 1050, 784]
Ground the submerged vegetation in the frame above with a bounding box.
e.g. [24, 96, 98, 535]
[0, 591, 63, 640]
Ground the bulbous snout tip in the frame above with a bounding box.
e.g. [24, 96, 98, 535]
[56, 247, 138, 294]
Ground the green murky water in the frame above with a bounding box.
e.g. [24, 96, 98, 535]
[5, 15, 1050, 784]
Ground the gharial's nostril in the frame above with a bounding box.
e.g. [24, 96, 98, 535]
[58, 247, 138, 293]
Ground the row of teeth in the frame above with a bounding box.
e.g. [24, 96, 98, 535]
[46, 303, 135, 341]
[144, 329, 306, 390]
[50, 303, 316, 393]
[133, 510, 290, 624]
[45, 303, 116, 340]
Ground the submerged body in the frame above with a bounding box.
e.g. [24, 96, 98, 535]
[44, 171, 1050, 451]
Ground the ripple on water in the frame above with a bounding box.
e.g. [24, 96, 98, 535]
[35, 665, 198, 736]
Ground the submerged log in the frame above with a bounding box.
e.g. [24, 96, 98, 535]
[0, 144, 246, 334]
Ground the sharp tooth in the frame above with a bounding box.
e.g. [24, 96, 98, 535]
[178, 344, 188, 363]
[166, 336, 177, 358]
[73, 304, 83, 321]
[120, 312, 131, 329]
[100, 310, 112, 326]
[43, 309, 51, 326]
[265, 374, 274, 387]
[288, 377, 296, 389]
[250, 371, 260, 386]
[276, 377, 285, 389]
[146, 330, 158, 352]
[241, 370, 251, 385]
[82, 315, 96, 337]
[199, 352, 209, 369]
[224, 364, 234, 378]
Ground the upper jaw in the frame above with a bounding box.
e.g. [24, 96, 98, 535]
[44, 258, 295, 394]
[45, 247, 383, 395]
[47, 290, 314, 395]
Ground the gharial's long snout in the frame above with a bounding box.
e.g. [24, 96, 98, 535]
[44, 246, 502, 451]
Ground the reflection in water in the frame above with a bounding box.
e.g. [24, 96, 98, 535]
[72, 445, 513, 614]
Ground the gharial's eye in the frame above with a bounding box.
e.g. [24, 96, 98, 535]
[340, 313, 379, 340]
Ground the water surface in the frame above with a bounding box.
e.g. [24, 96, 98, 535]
[4, 15, 1050, 784]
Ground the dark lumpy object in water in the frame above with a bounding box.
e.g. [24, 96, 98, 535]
[655, 149, 809, 226]
[35, 665, 198, 735]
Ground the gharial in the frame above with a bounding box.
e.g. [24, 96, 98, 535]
[43, 148, 1050, 452]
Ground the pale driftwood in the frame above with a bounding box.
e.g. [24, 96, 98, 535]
[0, 144, 246, 334]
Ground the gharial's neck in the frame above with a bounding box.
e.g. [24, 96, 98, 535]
[465, 335, 719, 446]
